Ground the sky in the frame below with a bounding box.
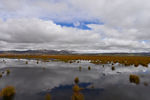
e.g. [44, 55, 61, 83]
[0, 0, 150, 53]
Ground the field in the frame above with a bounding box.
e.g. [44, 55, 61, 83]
[0, 54, 150, 100]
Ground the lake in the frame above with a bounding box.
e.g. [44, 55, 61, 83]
[0, 58, 150, 100]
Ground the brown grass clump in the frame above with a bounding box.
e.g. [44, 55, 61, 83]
[77, 61, 80, 63]
[0, 86, 16, 100]
[74, 77, 79, 84]
[111, 66, 115, 70]
[37, 61, 39, 64]
[129, 74, 140, 84]
[0, 73, 2, 78]
[88, 66, 91, 70]
[6, 69, 10, 75]
[25, 61, 28, 64]
[45, 93, 51, 100]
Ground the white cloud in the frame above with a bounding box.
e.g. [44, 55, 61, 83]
[0, 0, 150, 52]
[0, 18, 102, 51]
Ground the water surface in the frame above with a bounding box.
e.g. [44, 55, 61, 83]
[0, 59, 150, 100]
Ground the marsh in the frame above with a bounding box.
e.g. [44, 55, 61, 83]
[0, 58, 150, 100]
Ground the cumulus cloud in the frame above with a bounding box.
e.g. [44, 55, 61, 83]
[0, 0, 150, 52]
[0, 18, 102, 51]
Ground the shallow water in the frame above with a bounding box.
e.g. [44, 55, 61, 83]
[0, 59, 150, 100]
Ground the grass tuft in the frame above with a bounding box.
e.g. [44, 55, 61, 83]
[25, 61, 28, 64]
[111, 66, 115, 70]
[129, 74, 140, 84]
[6, 69, 10, 75]
[74, 77, 79, 84]
[0, 73, 2, 78]
[0, 86, 16, 100]
[88, 66, 91, 70]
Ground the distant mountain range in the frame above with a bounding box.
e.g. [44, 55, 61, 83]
[0, 50, 150, 56]
[0, 50, 74, 55]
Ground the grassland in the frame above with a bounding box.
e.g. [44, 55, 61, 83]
[0, 54, 150, 67]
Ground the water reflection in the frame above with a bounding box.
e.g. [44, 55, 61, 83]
[0, 59, 150, 100]
[45, 93, 51, 100]
[72, 84, 84, 100]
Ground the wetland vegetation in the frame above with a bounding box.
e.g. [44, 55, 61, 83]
[0, 54, 150, 100]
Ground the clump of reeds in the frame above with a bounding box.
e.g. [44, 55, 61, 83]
[37, 61, 39, 64]
[69, 60, 73, 63]
[74, 77, 79, 84]
[88, 66, 91, 70]
[111, 66, 115, 71]
[6, 69, 10, 75]
[0, 86, 16, 100]
[0, 73, 2, 78]
[77, 61, 80, 63]
[102, 65, 104, 67]
[134, 63, 139, 67]
[25, 61, 28, 64]
[129, 74, 140, 84]
[45, 93, 51, 100]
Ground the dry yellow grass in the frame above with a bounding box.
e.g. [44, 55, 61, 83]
[129, 74, 140, 84]
[111, 66, 115, 70]
[0, 73, 2, 78]
[0, 54, 150, 67]
[88, 66, 91, 70]
[0, 86, 16, 100]
[74, 77, 79, 84]
[6, 69, 10, 75]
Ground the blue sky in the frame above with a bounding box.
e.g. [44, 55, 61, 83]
[55, 20, 103, 30]
[0, 0, 150, 52]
